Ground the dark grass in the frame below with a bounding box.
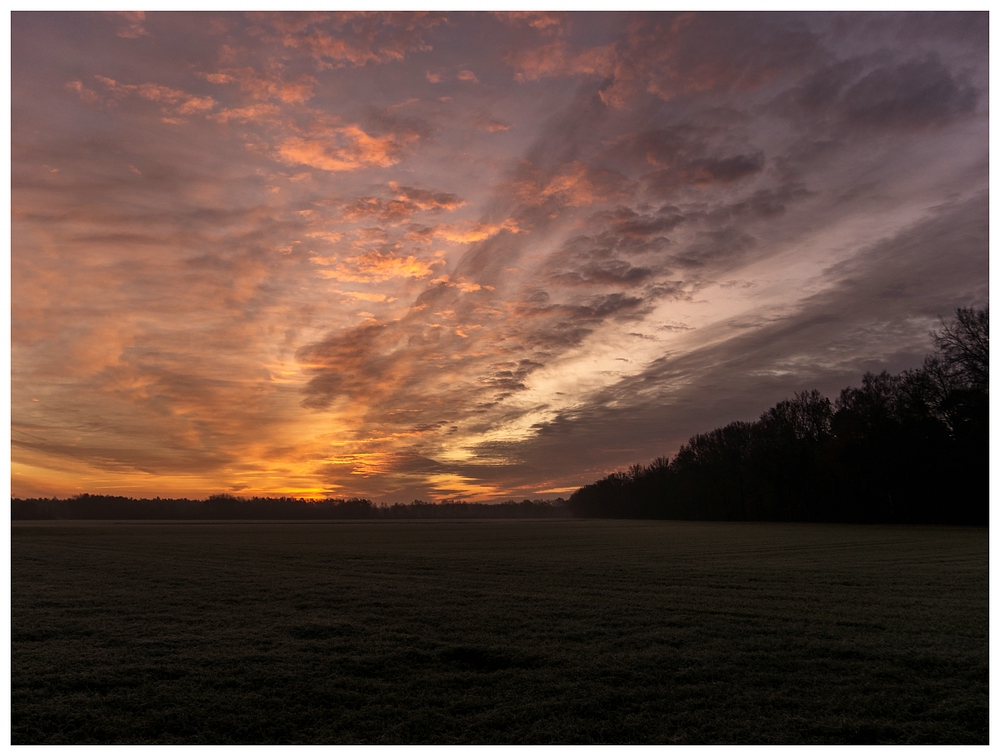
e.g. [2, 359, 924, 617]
[11, 520, 988, 744]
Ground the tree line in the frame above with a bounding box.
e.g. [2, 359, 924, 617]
[10, 494, 568, 521]
[568, 308, 988, 525]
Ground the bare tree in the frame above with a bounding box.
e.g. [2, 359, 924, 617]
[932, 307, 988, 392]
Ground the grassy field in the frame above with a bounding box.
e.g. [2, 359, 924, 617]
[11, 520, 988, 744]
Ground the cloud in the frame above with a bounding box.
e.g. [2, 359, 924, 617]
[425, 472, 504, 500]
[323, 450, 444, 478]
[433, 218, 520, 243]
[593, 206, 687, 240]
[65, 80, 103, 105]
[507, 40, 616, 83]
[92, 75, 217, 118]
[549, 260, 654, 288]
[839, 55, 978, 130]
[511, 160, 631, 208]
[473, 115, 511, 132]
[338, 197, 416, 224]
[493, 11, 566, 33]
[202, 67, 317, 104]
[782, 54, 979, 132]
[109, 11, 148, 39]
[428, 275, 493, 293]
[643, 152, 766, 197]
[209, 103, 283, 124]
[276, 125, 411, 171]
[253, 11, 447, 68]
[511, 291, 653, 349]
[331, 289, 397, 303]
[313, 251, 444, 283]
[296, 321, 401, 410]
[326, 184, 464, 225]
[598, 13, 820, 108]
[670, 227, 756, 269]
[706, 184, 812, 222]
[391, 184, 464, 211]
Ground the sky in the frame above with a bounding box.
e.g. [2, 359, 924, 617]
[11, 11, 989, 502]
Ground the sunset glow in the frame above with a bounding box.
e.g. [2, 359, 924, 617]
[12, 12, 988, 501]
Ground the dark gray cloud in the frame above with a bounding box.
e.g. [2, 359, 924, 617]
[840, 55, 978, 130]
[786, 54, 979, 133]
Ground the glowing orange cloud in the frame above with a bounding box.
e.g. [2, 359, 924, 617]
[433, 218, 520, 243]
[203, 68, 317, 104]
[331, 289, 398, 303]
[277, 125, 409, 172]
[313, 251, 444, 282]
[429, 275, 494, 293]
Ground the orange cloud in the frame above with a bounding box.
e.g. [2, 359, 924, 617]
[331, 184, 465, 224]
[512, 162, 630, 208]
[324, 451, 393, 477]
[254, 12, 447, 69]
[306, 231, 344, 243]
[313, 251, 444, 282]
[110, 11, 148, 39]
[338, 199, 408, 225]
[426, 472, 503, 501]
[65, 80, 102, 105]
[202, 67, 317, 104]
[494, 11, 566, 34]
[94, 75, 217, 116]
[430, 275, 494, 293]
[433, 218, 520, 243]
[507, 41, 615, 83]
[277, 125, 409, 172]
[209, 103, 283, 124]
[390, 183, 465, 211]
[331, 289, 398, 303]
[473, 115, 511, 132]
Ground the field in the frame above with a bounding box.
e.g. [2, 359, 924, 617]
[11, 520, 988, 744]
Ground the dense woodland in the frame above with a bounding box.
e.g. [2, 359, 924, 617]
[569, 308, 988, 525]
[12, 308, 987, 525]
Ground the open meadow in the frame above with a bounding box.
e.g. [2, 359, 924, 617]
[11, 520, 988, 744]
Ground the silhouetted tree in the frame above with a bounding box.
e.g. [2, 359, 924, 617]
[933, 307, 988, 391]
[569, 307, 987, 526]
